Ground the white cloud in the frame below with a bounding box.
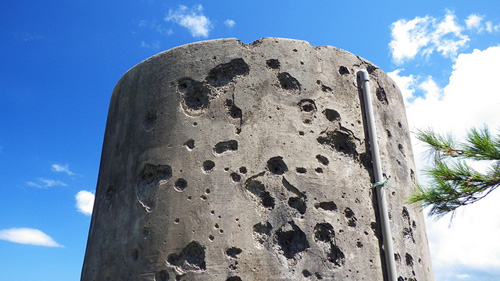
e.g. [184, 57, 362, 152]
[465, 14, 483, 30]
[389, 16, 432, 64]
[27, 178, 67, 188]
[396, 46, 500, 271]
[224, 19, 236, 28]
[388, 69, 416, 101]
[165, 5, 212, 38]
[51, 163, 76, 176]
[389, 10, 470, 64]
[75, 190, 95, 216]
[0, 228, 63, 247]
[457, 274, 470, 279]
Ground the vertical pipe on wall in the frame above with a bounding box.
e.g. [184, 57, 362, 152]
[357, 69, 397, 281]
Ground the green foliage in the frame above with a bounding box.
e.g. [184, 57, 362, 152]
[409, 127, 500, 218]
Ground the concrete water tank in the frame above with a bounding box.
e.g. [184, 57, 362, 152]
[81, 38, 433, 281]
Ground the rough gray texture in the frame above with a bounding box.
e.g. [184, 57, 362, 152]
[81, 38, 434, 281]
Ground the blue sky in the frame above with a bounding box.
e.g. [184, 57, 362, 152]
[1, 1, 500, 280]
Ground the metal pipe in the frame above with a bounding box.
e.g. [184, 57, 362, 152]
[357, 69, 397, 281]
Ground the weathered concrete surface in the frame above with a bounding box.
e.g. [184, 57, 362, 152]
[81, 38, 433, 281]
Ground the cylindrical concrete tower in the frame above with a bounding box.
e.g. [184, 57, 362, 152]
[81, 38, 433, 281]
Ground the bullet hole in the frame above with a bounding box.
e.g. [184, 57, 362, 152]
[200, 195, 207, 200]
[317, 130, 358, 158]
[144, 109, 158, 131]
[394, 253, 401, 263]
[230, 172, 241, 182]
[239, 167, 247, 174]
[315, 167, 324, 173]
[302, 269, 312, 277]
[184, 139, 195, 150]
[328, 244, 345, 267]
[267, 156, 288, 175]
[315, 273, 323, 279]
[175, 218, 180, 223]
[323, 109, 341, 122]
[205, 189, 210, 194]
[293, 49, 298, 52]
[412, 221, 417, 228]
[252, 222, 272, 244]
[214, 140, 238, 154]
[209, 235, 214, 241]
[314, 201, 337, 211]
[405, 253, 414, 267]
[277, 72, 301, 92]
[226, 277, 242, 281]
[402, 207, 415, 243]
[298, 131, 305, 136]
[314, 223, 335, 243]
[298, 99, 317, 112]
[137, 164, 173, 211]
[155, 270, 170, 281]
[276, 221, 310, 259]
[376, 87, 389, 105]
[316, 155, 329, 165]
[266, 59, 280, 69]
[202, 160, 215, 172]
[322, 85, 332, 92]
[206, 58, 250, 87]
[140, 164, 173, 185]
[131, 248, 139, 261]
[398, 143, 406, 157]
[364, 62, 378, 74]
[410, 169, 415, 181]
[288, 197, 307, 214]
[193, 122, 198, 126]
[296, 167, 307, 174]
[167, 242, 206, 273]
[338, 66, 350, 75]
[224, 167, 230, 171]
[225, 247, 242, 258]
[398, 121, 403, 128]
[214, 223, 220, 229]
[105, 184, 116, 201]
[282, 177, 306, 198]
[245, 178, 275, 209]
[398, 277, 404, 281]
[356, 241, 363, 248]
[142, 227, 151, 238]
[178, 77, 210, 113]
[225, 99, 242, 119]
[402, 207, 410, 221]
[174, 178, 187, 192]
[344, 207, 357, 227]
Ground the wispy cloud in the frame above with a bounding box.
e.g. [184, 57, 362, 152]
[224, 19, 236, 28]
[389, 10, 475, 64]
[0, 228, 63, 247]
[22, 33, 45, 42]
[51, 164, 76, 176]
[75, 190, 95, 216]
[27, 178, 67, 188]
[138, 19, 173, 35]
[140, 40, 161, 50]
[165, 5, 212, 38]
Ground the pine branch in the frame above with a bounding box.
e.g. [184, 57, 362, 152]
[410, 127, 500, 218]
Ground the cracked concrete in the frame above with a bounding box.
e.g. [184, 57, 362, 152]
[81, 38, 433, 281]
